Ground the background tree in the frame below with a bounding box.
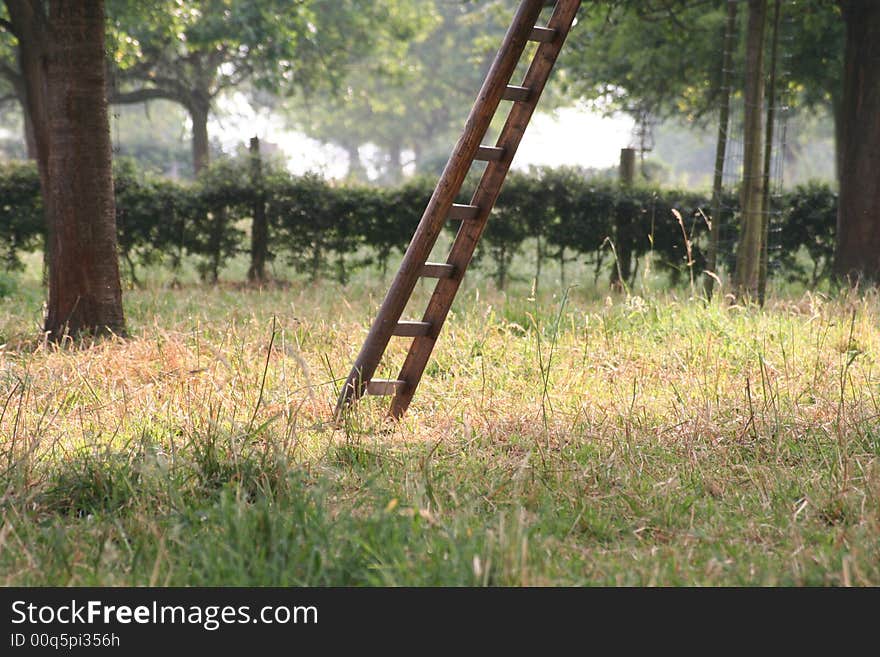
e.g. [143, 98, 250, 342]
[287, 1, 515, 183]
[106, 0, 423, 176]
[113, 101, 192, 178]
[559, 2, 732, 132]
[0, 6, 37, 159]
[559, 0, 849, 295]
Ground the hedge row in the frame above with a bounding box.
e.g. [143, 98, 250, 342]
[0, 158, 837, 288]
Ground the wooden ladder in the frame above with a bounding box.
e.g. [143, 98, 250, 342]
[335, 0, 582, 420]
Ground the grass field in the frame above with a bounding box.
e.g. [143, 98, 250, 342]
[1, 256, 878, 586]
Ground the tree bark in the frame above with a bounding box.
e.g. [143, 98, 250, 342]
[40, 0, 125, 339]
[534, 234, 542, 291]
[612, 148, 636, 290]
[386, 138, 404, 185]
[5, 72, 38, 159]
[247, 136, 268, 283]
[831, 92, 844, 186]
[22, 101, 37, 159]
[190, 99, 211, 176]
[734, 0, 767, 300]
[5, 1, 51, 287]
[834, 1, 880, 283]
[705, 0, 738, 300]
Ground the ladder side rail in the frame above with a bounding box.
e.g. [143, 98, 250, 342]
[335, 0, 547, 416]
[390, 0, 582, 418]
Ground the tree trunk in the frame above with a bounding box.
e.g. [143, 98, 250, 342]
[22, 103, 38, 159]
[190, 100, 210, 176]
[248, 136, 268, 283]
[758, 0, 782, 306]
[4, 2, 50, 285]
[705, 0, 738, 300]
[386, 138, 404, 185]
[204, 211, 223, 284]
[612, 148, 636, 291]
[734, 0, 767, 300]
[412, 141, 423, 174]
[559, 247, 566, 286]
[494, 246, 508, 290]
[5, 1, 50, 180]
[534, 234, 542, 292]
[833, 1, 880, 282]
[831, 92, 844, 186]
[43, 0, 125, 338]
[7, 73, 39, 160]
[346, 143, 366, 182]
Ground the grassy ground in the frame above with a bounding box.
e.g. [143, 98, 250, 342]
[0, 257, 878, 586]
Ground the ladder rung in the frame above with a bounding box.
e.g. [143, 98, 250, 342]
[366, 379, 404, 396]
[503, 85, 532, 102]
[421, 262, 456, 278]
[393, 321, 432, 337]
[448, 204, 481, 220]
[334, 0, 582, 423]
[475, 146, 506, 161]
[529, 27, 557, 43]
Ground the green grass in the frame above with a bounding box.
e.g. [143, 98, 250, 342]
[0, 260, 878, 586]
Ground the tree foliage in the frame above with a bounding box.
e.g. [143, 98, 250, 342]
[559, 0, 843, 124]
[106, 0, 425, 173]
[287, 0, 533, 182]
[0, 158, 840, 292]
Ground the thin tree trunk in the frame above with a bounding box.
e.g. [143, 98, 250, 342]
[335, 252, 348, 286]
[190, 101, 210, 176]
[124, 251, 141, 289]
[22, 104, 38, 159]
[310, 245, 322, 282]
[8, 74, 38, 160]
[43, 0, 125, 338]
[593, 249, 604, 286]
[559, 247, 566, 286]
[734, 0, 768, 300]
[346, 143, 366, 182]
[6, 0, 51, 285]
[705, 0, 738, 300]
[387, 138, 403, 185]
[758, 0, 782, 306]
[412, 141, 423, 174]
[534, 234, 542, 291]
[495, 246, 508, 290]
[612, 148, 636, 290]
[204, 210, 223, 284]
[833, 1, 880, 282]
[248, 136, 268, 283]
[188, 93, 222, 282]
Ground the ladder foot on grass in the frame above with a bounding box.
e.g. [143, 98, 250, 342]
[335, 0, 582, 421]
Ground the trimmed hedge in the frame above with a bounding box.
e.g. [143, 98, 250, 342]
[0, 157, 837, 288]
[0, 161, 43, 270]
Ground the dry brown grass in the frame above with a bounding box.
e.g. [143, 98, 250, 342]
[0, 279, 878, 585]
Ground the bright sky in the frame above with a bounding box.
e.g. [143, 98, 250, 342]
[211, 94, 635, 180]
[515, 106, 635, 171]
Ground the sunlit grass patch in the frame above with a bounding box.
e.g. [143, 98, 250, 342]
[0, 271, 878, 585]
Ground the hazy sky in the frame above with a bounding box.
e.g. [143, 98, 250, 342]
[210, 93, 635, 180]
